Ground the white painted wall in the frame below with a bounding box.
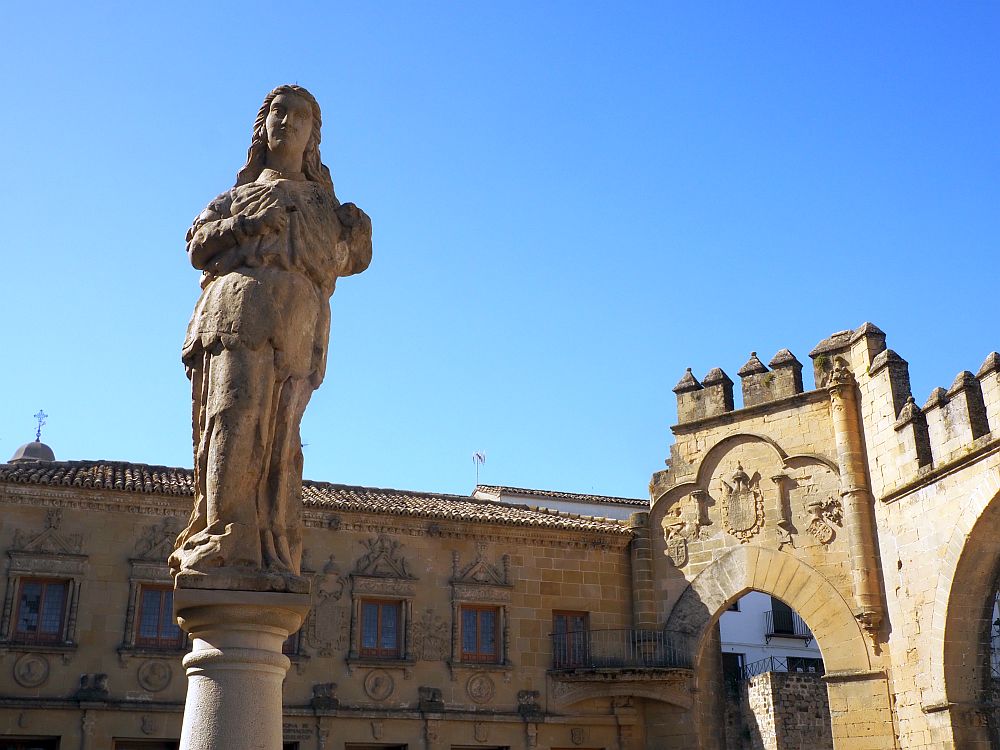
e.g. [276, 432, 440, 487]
[719, 591, 824, 670]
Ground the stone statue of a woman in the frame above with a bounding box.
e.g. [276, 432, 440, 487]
[169, 85, 372, 590]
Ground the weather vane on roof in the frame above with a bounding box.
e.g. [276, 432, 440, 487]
[33, 410, 48, 442]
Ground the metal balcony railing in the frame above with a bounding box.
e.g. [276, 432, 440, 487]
[727, 655, 826, 688]
[764, 609, 813, 646]
[550, 628, 693, 671]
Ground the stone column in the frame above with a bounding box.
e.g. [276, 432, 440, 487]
[174, 588, 310, 750]
[826, 361, 885, 644]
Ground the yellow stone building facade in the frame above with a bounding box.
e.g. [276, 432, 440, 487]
[1, 321, 998, 749]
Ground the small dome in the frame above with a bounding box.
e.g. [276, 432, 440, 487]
[9, 440, 55, 463]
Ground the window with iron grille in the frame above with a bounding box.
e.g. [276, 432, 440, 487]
[552, 611, 588, 668]
[13, 579, 69, 644]
[461, 605, 500, 663]
[360, 600, 402, 658]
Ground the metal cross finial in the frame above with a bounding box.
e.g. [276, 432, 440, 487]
[33, 410, 48, 441]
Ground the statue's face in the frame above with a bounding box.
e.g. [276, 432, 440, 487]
[266, 92, 313, 160]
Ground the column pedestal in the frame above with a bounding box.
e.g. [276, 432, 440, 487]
[174, 588, 310, 750]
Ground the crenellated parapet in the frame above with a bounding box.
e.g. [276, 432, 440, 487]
[662, 321, 999, 504]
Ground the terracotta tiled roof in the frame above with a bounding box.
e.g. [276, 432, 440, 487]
[304, 482, 630, 533]
[474, 484, 647, 507]
[0, 460, 630, 535]
[0, 460, 194, 495]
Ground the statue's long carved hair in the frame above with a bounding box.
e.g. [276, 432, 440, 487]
[235, 85, 334, 193]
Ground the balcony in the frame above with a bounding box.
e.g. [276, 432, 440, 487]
[550, 628, 693, 672]
[764, 609, 813, 646]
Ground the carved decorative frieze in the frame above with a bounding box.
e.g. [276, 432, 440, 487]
[452, 582, 511, 604]
[352, 576, 417, 598]
[720, 464, 765, 543]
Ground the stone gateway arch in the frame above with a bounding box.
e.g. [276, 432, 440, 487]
[641, 324, 1000, 749]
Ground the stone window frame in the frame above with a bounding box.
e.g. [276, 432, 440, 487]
[119, 560, 188, 663]
[459, 603, 502, 664]
[346, 574, 417, 669]
[0, 550, 87, 657]
[10, 577, 72, 645]
[359, 598, 405, 659]
[133, 583, 186, 650]
[449, 579, 513, 675]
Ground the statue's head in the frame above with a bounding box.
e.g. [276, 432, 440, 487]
[235, 85, 333, 191]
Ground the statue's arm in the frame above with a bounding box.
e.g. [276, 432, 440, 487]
[186, 194, 240, 270]
[186, 192, 288, 271]
[335, 203, 373, 276]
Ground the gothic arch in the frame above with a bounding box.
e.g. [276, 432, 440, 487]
[664, 545, 870, 673]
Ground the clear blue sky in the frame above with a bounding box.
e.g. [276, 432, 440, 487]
[2, 2, 997, 499]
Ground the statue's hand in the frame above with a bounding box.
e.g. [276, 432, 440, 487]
[336, 202, 370, 231]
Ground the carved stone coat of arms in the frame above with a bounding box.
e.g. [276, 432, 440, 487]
[720, 463, 765, 542]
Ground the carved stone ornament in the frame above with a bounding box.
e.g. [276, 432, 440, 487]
[720, 463, 765, 543]
[453, 543, 509, 586]
[466, 672, 496, 704]
[169, 84, 372, 590]
[133, 517, 183, 560]
[13, 653, 49, 687]
[12, 509, 84, 555]
[137, 660, 172, 692]
[355, 534, 414, 578]
[364, 669, 395, 701]
[140, 715, 160, 736]
[661, 506, 700, 567]
[306, 553, 348, 655]
[474, 722, 489, 743]
[412, 608, 449, 661]
[371, 719, 384, 740]
[806, 494, 843, 545]
[571, 727, 588, 745]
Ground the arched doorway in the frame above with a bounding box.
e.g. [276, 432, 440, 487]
[661, 546, 894, 749]
[716, 590, 829, 749]
[936, 480, 1000, 748]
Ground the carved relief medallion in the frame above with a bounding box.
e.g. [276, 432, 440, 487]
[364, 669, 395, 701]
[137, 660, 172, 692]
[13, 654, 49, 687]
[720, 463, 765, 542]
[466, 672, 495, 704]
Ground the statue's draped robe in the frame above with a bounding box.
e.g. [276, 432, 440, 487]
[170, 176, 371, 578]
